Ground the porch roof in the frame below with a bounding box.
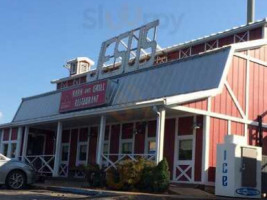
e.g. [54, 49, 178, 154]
[5, 46, 232, 127]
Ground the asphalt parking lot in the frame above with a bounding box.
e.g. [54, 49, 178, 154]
[0, 189, 95, 200]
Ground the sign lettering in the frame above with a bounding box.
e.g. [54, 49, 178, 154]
[59, 80, 108, 112]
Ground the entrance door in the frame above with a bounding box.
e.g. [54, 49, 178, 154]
[174, 116, 195, 183]
[175, 135, 195, 182]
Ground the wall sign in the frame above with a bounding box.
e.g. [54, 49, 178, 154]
[59, 80, 109, 112]
[87, 20, 159, 82]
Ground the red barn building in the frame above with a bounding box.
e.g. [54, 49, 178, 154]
[1, 18, 267, 187]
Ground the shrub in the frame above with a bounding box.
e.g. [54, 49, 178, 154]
[83, 164, 105, 187]
[151, 158, 170, 192]
[106, 158, 155, 191]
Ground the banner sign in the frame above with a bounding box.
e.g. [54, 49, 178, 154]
[59, 80, 108, 112]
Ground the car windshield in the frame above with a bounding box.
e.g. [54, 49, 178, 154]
[0, 153, 10, 161]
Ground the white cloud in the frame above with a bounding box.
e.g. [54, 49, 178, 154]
[0, 112, 3, 120]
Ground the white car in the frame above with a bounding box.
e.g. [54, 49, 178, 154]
[0, 154, 35, 189]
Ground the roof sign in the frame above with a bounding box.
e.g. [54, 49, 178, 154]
[88, 20, 159, 81]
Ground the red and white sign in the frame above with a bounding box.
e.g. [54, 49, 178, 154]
[59, 80, 108, 112]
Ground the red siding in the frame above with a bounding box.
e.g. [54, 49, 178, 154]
[121, 123, 134, 139]
[44, 131, 55, 155]
[79, 128, 88, 142]
[248, 58, 267, 123]
[194, 116, 203, 182]
[69, 129, 78, 168]
[227, 56, 246, 113]
[208, 117, 228, 182]
[104, 126, 110, 140]
[134, 122, 146, 154]
[178, 117, 193, 135]
[3, 129, 9, 141]
[191, 44, 205, 55]
[62, 130, 70, 143]
[249, 27, 263, 41]
[211, 85, 242, 118]
[218, 35, 234, 47]
[11, 128, 18, 140]
[181, 99, 208, 110]
[88, 126, 98, 164]
[147, 120, 156, 137]
[231, 122, 244, 136]
[163, 118, 176, 179]
[110, 124, 120, 162]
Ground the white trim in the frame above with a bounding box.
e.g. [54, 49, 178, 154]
[224, 81, 246, 119]
[22, 127, 29, 162]
[15, 127, 22, 160]
[235, 52, 267, 67]
[227, 120, 231, 135]
[53, 121, 62, 177]
[96, 115, 106, 166]
[76, 128, 89, 166]
[155, 107, 166, 164]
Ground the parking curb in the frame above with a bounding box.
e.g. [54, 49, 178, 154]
[33, 184, 114, 197]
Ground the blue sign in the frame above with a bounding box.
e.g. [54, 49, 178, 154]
[236, 188, 260, 196]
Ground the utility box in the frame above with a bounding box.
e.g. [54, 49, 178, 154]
[215, 135, 262, 198]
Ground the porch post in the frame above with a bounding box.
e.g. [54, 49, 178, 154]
[15, 127, 23, 160]
[155, 107, 166, 164]
[53, 121, 62, 177]
[96, 115, 106, 167]
[22, 126, 29, 162]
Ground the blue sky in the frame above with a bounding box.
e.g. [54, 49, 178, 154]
[0, 0, 267, 124]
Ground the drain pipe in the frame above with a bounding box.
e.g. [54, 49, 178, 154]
[247, 0, 255, 24]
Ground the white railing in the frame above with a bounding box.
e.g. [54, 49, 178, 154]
[102, 154, 156, 171]
[20, 155, 55, 175]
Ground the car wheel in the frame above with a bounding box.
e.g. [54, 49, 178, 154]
[6, 170, 26, 190]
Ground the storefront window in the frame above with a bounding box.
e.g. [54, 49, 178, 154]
[122, 142, 132, 154]
[10, 143, 17, 158]
[147, 140, 156, 154]
[79, 144, 87, 161]
[3, 144, 8, 157]
[61, 145, 69, 162]
[178, 139, 193, 160]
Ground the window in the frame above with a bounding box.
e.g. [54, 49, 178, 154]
[70, 63, 77, 75]
[103, 143, 109, 155]
[61, 145, 69, 162]
[10, 143, 17, 158]
[3, 144, 8, 157]
[121, 142, 132, 154]
[78, 144, 87, 161]
[147, 140, 156, 154]
[178, 139, 193, 160]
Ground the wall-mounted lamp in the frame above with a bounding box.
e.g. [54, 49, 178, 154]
[192, 122, 202, 129]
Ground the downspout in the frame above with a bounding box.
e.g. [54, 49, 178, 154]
[257, 115, 263, 147]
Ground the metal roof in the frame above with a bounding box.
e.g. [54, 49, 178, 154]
[12, 47, 231, 123]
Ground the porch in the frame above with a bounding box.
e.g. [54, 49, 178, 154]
[1, 106, 206, 184]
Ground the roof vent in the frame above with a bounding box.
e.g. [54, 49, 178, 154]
[247, 0, 255, 24]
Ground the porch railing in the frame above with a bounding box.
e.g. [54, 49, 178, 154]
[102, 153, 156, 171]
[20, 155, 55, 175]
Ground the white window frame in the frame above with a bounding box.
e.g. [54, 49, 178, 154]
[75, 128, 89, 167]
[0, 128, 21, 159]
[70, 63, 77, 75]
[146, 137, 156, 155]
